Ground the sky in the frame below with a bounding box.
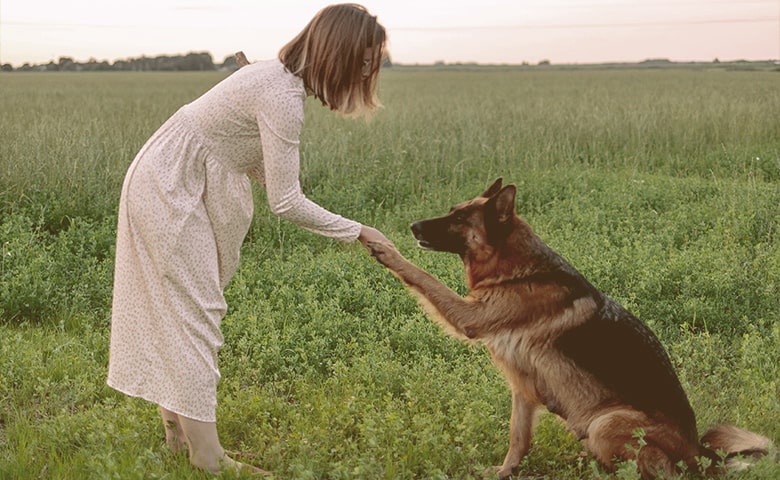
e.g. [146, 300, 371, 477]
[1, 0, 778, 67]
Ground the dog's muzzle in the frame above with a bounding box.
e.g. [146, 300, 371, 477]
[410, 221, 433, 249]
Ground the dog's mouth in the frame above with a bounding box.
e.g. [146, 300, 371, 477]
[411, 220, 461, 253]
[412, 229, 437, 250]
[414, 235, 456, 253]
[411, 222, 433, 249]
[416, 239, 435, 250]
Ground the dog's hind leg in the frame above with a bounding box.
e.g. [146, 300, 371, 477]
[585, 410, 684, 480]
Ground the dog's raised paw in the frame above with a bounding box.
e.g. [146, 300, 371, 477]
[366, 240, 393, 254]
[366, 240, 402, 268]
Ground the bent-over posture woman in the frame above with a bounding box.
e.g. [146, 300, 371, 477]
[107, 3, 388, 474]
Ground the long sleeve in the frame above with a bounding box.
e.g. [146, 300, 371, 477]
[256, 104, 362, 242]
[183, 59, 362, 242]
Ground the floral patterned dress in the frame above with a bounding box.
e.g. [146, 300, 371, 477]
[107, 59, 361, 422]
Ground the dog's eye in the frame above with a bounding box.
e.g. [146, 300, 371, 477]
[452, 212, 468, 223]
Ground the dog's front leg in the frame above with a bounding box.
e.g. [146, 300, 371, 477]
[368, 241, 485, 338]
[494, 378, 536, 478]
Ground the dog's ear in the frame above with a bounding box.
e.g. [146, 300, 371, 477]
[481, 177, 503, 198]
[494, 185, 516, 223]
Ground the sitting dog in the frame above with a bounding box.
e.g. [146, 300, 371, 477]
[368, 178, 772, 479]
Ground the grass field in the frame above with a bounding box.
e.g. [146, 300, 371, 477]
[1, 67, 778, 479]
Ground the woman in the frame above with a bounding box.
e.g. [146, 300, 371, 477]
[107, 4, 388, 474]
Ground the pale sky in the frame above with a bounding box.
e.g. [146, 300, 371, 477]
[1, 0, 777, 67]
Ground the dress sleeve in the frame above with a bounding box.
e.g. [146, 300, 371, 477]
[256, 97, 362, 242]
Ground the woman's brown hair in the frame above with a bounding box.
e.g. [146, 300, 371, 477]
[279, 3, 386, 117]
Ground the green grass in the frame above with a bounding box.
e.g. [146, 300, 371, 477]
[1, 68, 778, 479]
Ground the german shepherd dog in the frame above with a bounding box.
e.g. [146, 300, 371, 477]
[368, 178, 772, 479]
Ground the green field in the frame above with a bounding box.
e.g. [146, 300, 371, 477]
[1, 68, 778, 479]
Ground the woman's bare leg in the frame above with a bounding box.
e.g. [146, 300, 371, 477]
[176, 415, 227, 472]
[158, 406, 186, 453]
[176, 414, 270, 475]
[159, 408, 270, 475]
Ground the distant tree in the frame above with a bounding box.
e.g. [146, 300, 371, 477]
[221, 54, 239, 71]
[179, 52, 214, 71]
[1, 63, 13, 72]
[640, 58, 672, 65]
[78, 58, 111, 71]
[112, 60, 130, 71]
[537, 59, 550, 66]
[58, 57, 76, 71]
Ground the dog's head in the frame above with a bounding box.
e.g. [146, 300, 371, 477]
[410, 178, 519, 260]
[412, 178, 565, 287]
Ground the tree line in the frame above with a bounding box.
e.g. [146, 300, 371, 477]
[1, 52, 239, 73]
[2, 52, 769, 74]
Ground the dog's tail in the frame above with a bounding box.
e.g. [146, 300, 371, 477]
[698, 424, 775, 473]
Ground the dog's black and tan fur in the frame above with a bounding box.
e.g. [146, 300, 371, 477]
[368, 178, 772, 479]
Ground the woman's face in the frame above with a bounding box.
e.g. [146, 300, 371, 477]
[361, 47, 375, 78]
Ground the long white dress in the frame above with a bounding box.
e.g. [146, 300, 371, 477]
[107, 59, 362, 422]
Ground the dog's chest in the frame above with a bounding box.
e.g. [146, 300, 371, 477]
[483, 301, 607, 425]
[484, 327, 562, 391]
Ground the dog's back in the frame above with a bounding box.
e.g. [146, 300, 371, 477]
[554, 291, 698, 443]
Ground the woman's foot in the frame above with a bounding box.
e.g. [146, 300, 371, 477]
[157, 407, 271, 476]
[220, 453, 273, 476]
